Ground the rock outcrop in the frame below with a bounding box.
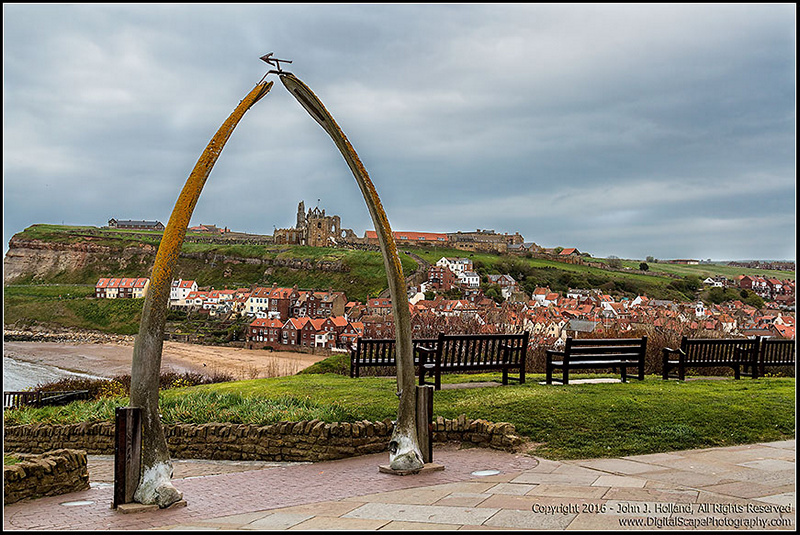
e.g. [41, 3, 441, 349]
[3, 236, 156, 284]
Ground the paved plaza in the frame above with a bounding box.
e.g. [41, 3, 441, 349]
[3, 440, 795, 531]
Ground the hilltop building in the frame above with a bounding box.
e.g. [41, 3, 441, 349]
[274, 201, 357, 247]
[447, 229, 524, 253]
[107, 219, 164, 231]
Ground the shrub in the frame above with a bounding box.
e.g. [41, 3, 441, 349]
[32, 370, 236, 401]
[299, 352, 350, 375]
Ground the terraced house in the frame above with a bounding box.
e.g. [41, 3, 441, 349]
[95, 277, 150, 299]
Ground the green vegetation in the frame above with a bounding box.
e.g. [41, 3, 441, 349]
[4, 225, 793, 333]
[6, 374, 794, 460]
[408, 246, 690, 300]
[8, 224, 414, 302]
[4, 455, 22, 466]
[619, 258, 794, 281]
[3, 285, 143, 334]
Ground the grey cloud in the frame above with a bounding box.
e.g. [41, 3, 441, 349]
[3, 4, 795, 261]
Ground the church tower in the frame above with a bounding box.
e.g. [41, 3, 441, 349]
[296, 201, 306, 229]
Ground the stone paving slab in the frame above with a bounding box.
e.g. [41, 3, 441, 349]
[342, 502, 500, 525]
[4, 440, 794, 531]
[570, 457, 660, 475]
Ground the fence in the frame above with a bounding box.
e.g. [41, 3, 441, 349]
[4, 390, 90, 410]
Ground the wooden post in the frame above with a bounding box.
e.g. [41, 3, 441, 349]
[113, 407, 142, 508]
[415, 385, 433, 464]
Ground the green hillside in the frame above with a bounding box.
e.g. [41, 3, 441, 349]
[4, 224, 792, 334]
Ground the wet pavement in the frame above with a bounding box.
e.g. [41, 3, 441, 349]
[3, 440, 795, 531]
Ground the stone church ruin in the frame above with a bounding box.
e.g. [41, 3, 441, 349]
[273, 200, 357, 247]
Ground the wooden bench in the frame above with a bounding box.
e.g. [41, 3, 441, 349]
[416, 332, 529, 390]
[751, 337, 795, 378]
[349, 337, 438, 378]
[662, 337, 759, 380]
[545, 337, 647, 385]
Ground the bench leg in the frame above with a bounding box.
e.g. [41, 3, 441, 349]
[621, 366, 628, 383]
[546, 362, 553, 385]
[734, 365, 740, 380]
[678, 364, 685, 382]
[502, 368, 509, 386]
[435, 370, 441, 391]
[563, 368, 569, 385]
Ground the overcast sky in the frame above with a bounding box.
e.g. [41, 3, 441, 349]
[3, 4, 796, 261]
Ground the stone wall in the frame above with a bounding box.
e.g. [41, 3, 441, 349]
[3, 416, 524, 462]
[4, 449, 90, 505]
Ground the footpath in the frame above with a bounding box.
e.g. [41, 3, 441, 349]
[3, 440, 795, 531]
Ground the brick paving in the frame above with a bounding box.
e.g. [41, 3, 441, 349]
[3, 441, 795, 531]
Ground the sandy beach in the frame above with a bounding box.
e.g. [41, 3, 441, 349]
[3, 340, 328, 382]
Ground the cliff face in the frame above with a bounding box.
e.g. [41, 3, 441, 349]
[3, 237, 157, 284]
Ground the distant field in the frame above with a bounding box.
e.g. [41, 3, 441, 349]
[619, 259, 795, 281]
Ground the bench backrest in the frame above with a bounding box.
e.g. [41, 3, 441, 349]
[353, 337, 438, 365]
[680, 337, 759, 363]
[564, 337, 647, 363]
[759, 337, 795, 366]
[435, 332, 529, 367]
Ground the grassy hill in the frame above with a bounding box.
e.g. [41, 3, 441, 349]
[4, 224, 792, 334]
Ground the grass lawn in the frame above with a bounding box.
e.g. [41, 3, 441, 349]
[6, 373, 794, 461]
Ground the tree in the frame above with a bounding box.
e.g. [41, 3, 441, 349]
[639, 262, 649, 272]
[484, 284, 503, 304]
[607, 256, 623, 269]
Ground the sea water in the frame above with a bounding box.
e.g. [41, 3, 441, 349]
[3, 355, 106, 391]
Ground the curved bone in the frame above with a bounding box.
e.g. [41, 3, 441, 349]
[129, 80, 273, 507]
[280, 73, 424, 471]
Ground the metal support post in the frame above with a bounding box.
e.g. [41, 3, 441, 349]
[415, 385, 434, 464]
[113, 406, 142, 508]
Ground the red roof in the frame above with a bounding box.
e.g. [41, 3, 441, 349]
[365, 230, 447, 242]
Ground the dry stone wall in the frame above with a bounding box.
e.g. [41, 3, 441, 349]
[4, 449, 90, 505]
[4, 416, 524, 462]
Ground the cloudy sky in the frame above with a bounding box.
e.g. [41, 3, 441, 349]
[3, 4, 796, 261]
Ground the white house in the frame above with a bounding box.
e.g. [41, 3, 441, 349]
[243, 287, 272, 317]
[695, 301, 707, 318]
[132, 278, 150, 299]
[457, 270, 480, 288]
[171, 279, 198, 303]
[436, 257, 473, 274]
[532, 287, 559, 307]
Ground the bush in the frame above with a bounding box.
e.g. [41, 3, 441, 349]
[299, 353, 350, 375]
[33, 370, 236, 400]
